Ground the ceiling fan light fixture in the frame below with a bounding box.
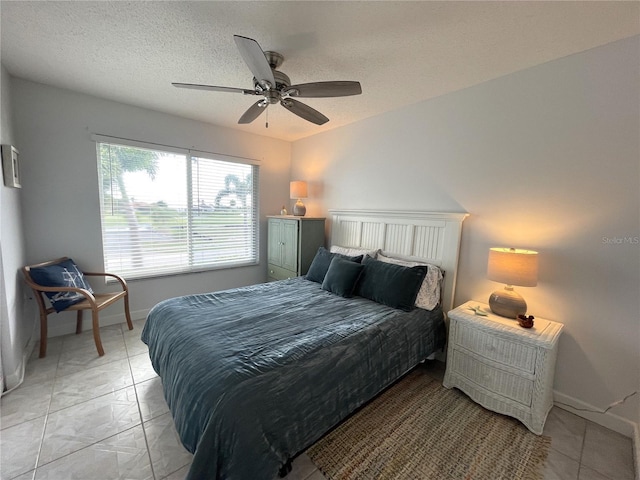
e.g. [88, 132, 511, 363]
[264, 90, 280, 105]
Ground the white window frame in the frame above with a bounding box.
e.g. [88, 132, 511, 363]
[94, 134, 260, 280]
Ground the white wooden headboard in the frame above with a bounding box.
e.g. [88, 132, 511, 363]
[329, 209, 468, 313]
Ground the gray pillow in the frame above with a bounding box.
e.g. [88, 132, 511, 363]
[356, 256, 427, 311]
[305, 247, 363, 284]
[322, 257, 365, 298]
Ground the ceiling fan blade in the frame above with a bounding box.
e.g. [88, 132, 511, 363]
[281, 98, 329, 125]
[172, 83, 257, 95]
[238, 100, 267, 124]
[233, 35, 276, 89]
[285, 81, 362, 98]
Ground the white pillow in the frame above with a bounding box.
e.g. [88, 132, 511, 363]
[330, 245, 380, 259]
[376, 252, 443, 311]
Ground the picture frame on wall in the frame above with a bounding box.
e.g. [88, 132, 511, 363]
[2, 145, 21, 188]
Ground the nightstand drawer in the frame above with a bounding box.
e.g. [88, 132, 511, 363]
[454, 322, 537, 374]
[450, 350, 533, 406]
[267, 263, 297, 281]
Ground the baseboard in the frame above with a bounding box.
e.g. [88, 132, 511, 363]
[47, 308, 150, 338]
[553, 389, 636, 438]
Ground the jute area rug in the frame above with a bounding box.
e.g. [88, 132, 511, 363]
[307, 369, 550, 480]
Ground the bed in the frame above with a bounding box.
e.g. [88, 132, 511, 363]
[142, 210, 467, 480]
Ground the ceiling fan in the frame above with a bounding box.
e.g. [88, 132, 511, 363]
[172, 35, 362, 126]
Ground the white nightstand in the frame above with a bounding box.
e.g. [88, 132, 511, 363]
[443, 300, 563, 434]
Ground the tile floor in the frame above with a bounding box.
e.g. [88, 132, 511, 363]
[0, 320, 635, 480]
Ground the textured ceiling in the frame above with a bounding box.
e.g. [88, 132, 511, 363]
[1, 1, 638, 142]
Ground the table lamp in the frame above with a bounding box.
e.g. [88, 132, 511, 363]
[290, 181, 308, 216]
[487, 247, 538, 318]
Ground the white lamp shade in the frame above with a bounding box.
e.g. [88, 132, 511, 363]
[487, 248, 538, 287]
[290, 181, 308, 199]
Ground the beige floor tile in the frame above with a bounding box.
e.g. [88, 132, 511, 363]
[122, 320, 149, 357]
[0, 416, 45, 479]
[34, 425, 152, 480]
[135, 377, 169, 422]
[49, 358, 134, 412]
[10, 471, 36, 480]
[125, 340, 149, 357]
[1, 380, 53, 430]
[129, 352, 158, 384]
[30, 337, 64, 359]
[39, 386, 141, 466]
[56, 336, 129, 377]
[580, 421, 634, 480]
[144, 412, 193, 479]
[283, 453, 321, 480]
[160, 464, 191, 480]
[60, 324, 124, 352]
[544, 407, 587, 461]
[543, 448, 580, 480]
[21, 353, 60, 389]
[122, 318, 146, 333]
[305, 470, 328, 480]
[578, 465, 611, 480]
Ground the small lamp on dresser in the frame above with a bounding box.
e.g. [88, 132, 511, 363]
[290, 181, 308, 216]
[487, 247, 538, 318]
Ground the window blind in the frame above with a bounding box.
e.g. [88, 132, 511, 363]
[97, 140, 259, 280]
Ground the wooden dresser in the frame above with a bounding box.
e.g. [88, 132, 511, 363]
[267, 216, 325, 281]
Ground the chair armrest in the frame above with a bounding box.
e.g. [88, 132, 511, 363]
[29, 284, 97, 307]
[83, 272, 129, 292]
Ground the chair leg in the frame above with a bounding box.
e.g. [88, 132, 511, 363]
[124, 293, 134, 331]
[91, 308, 105, 356]
[39, 312, 48, 358]
[76, 310, 83, 334]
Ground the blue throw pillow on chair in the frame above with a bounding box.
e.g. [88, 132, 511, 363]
[29, 258, 94, 312]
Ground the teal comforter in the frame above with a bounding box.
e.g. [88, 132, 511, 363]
[141, 277, 445, 479]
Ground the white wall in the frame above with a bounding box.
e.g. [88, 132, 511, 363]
[0, 64, 32, 391]
[292, 36, 640, 434]
[12, 79, 292, 335]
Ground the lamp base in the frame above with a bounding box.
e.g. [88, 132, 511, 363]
[293, 200, 306, 216]
[489, 286, 527, 319]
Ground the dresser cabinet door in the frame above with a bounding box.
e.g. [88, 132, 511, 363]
[280, 220, 298, 272]
[267, 219, 284, 266]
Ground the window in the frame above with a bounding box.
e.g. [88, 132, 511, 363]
[97, 139, 259, 280]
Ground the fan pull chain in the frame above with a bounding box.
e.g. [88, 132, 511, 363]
[266, 107, 269, 129]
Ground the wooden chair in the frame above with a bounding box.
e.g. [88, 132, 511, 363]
[22, 257, 133, 358]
